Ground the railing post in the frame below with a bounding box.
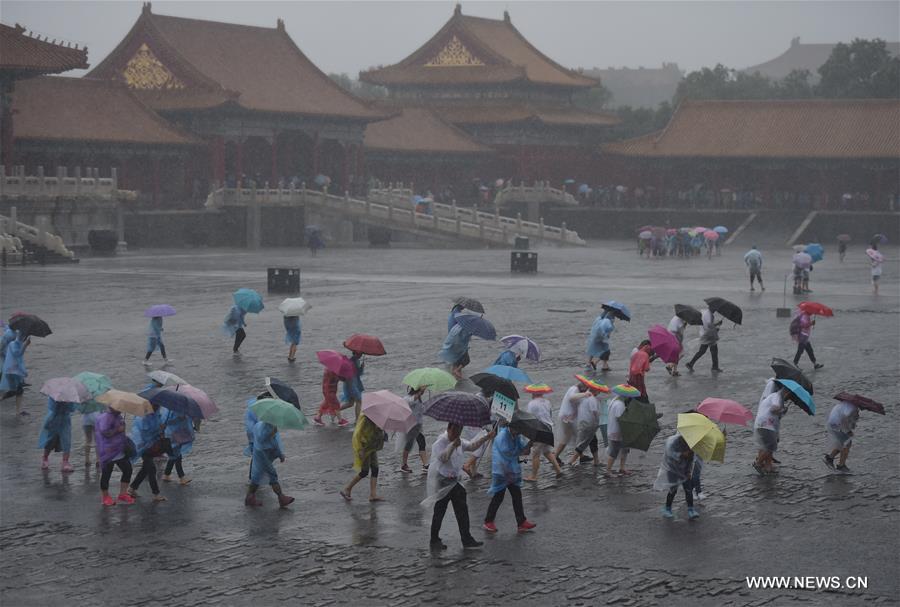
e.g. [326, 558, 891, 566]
[495, 208, 501, 227]
[9, 206, 17, 236]
[516, 212, 522, 232]
[539, 216, 545, 241]
[561, 221, 568, 242]
[456, 217, 462, 235]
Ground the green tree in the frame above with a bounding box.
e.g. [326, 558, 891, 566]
[327, 73, 388, 99]
[816, 38, 900, 98]
[776, 69, 814, 98]
[573, 84, 613, 111]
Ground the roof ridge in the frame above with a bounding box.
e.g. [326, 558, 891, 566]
[149, 11, 279, 33]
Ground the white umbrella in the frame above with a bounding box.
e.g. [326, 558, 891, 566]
[278, 297, 311, 316]
[148, 370, 186, 386]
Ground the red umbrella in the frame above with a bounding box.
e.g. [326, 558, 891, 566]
[647, 324, 682, 364]
[343, 333, 386, 356]
[837, 234, 851, 242]
[834, 392, 886, 415]
[798, 301, 833, 317]
[697, 398, 753, 426]
[316, 350, 356, 378]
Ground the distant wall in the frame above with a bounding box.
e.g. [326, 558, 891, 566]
[124, 207, 306, 248]
[798, 211, 900, 244]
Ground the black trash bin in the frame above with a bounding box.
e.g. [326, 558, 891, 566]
[514, 236, 529, 250]
[267, 268, 300, 294]
[510, 251, 538, 273]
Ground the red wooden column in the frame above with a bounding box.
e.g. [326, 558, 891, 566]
[235, 139, 244, 184]
[312, 133, 320, 176]
[270, 131, 279, 184]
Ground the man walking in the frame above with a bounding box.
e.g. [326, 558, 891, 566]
[744, 245, 765, 292]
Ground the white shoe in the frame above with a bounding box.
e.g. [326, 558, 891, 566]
[163, 358, 173, 365]
[695, 491, 705, 501]
[142, 360, 152, 367]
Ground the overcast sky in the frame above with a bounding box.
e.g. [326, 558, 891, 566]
[4, 1, 899, 77]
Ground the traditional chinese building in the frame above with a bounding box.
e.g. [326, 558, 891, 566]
[360, 4, 619, 183]
[87, 3, 385, 198]
[601, 99, 900, 209]
[742, 37, 900, 82]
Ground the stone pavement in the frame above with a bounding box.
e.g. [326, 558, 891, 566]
[0, 241, 897, 605]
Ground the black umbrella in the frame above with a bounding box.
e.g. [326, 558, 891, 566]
[770, 358, 814, 395]
[265, 377, 301, 410]
[509, 409, 554, 446]
[8, 313, 52, 338]
[674, 304, 702, 326]
[834, 392, 886, 415]
[704, 297, 742, 325]
[453, 297, 485, 314]
[470, 372, 519, 401]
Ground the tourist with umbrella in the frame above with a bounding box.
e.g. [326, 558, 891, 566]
[585, 304, 623, 373]
[440, 314, 495, 380]
[482, 423, 537, 534]
[223, 288, 263, 356]
[552, 375, 595, 463]
[790, 302, 831, 369]
[37, 378, 89, 473]
[142, 304, 175, 367]
[499, 335, 541, 364]
[654, 433, 699, 520]
[161, 405, 195, 486]
[342, 334, 385, 422]
[628, 340, 655, 401]
[666, 305, 700, 376]
[751, 377, 815, 476]
[245, 397, 302, 508]
[0, 330, 30, 416]
[279, 297, 310, 363]
[127, 402, 168, 502]
[867, 243, 883, 295]
[340, 413, 387, 502]
[744, 245, 765, 292]
[0, 323, 16, 374]
[313, 350, 354, 426]
[792, 252, 812, 294]
[523, 384, 562, 480]
[824, 393, 885, 472]
[492, 339, 526, 368]
[567, 379, 609, 467]
[94, 405, 136, 507]
[73, 371, 112, 468]
[400, 385, 429, 474]
[685, 306, 723, 373]
[605, 384, 640, 476]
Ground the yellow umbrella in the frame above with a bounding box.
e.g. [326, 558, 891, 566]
[677, 413, 726, 463]
[95, 389, 153, 416]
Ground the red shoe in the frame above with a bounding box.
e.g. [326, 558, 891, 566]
[101, 495, 116, 507]
[278, 494, 295, 508]
[482, 521, 497, 533]
[312, 416, 325, 426]
[245, 494, 263, 507]
[517, 520, 537, 532]
[116, 493, 135, 505]
[337, 418, 350, 427]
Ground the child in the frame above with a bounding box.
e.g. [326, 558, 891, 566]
[143, 316, 170, 367]
[569, 387, 602, 467]
[341, 414, 386, 502]
[400, 386, 428, 473]
[824, 399, 860, 472]
[223, 304, 248, 356]
[0, 333, 30, 416]
[483, 424, 536, 533]
[654, 433, 699, 520]
[553, 378, 592, 462]
[128, 405, 167, 502]
[313, 369, 349, 426]
[523, 385, 561, 480]
[284, 315, 302, 362]
[245, 420, 294, 508]
[95, 407, 135, 507]
[38, 398, 77, 472]
[753, 382, 787, 475]
[628, 340, 654, 401]
[161, 407, 194, 485]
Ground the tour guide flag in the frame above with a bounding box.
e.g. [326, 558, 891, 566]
[491, 392, 516, 422]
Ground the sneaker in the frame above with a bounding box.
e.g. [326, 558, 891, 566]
[163, 358, 173, 365]
[399, 465, 412, 474]
[688, 508, 700, 520]
[179, 477, 192, 486]
[462, 538, 484, 549]
[661, 506, 674, 518]
[695, 491, 705, 502]
[245, 494, 263, 507]
[142, 360, 152, 367]
[337, 418, 350, 427]
[823, 454, 835, 469]
[312, 416, 325, 426]
[278, 494, 295, 508]
[711, 367, 724, 373]
[517, 520, 537, 532]
[430, 538, 448, 551]
[836, 464, 851, 473]
[41, 459, 49, 470]
[814, 363, 824, 370]
[61, 461, 74, 473]
[752, 462, 766, 477]
[102, 495, 116, 507]
[117, 493, 135, 505]
[482, 521, 498, 533]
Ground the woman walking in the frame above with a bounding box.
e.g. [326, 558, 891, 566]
[685, 307, 723, 373]
[753, 382, 787, 475]
[161, 407, 194, 485]
[95, 407, 135, 507]
[313, 368, 349, 426]
[655, 433, 699, 520]
[343, 351, 365, 422]
[628, 340, 654, 401]
[245, 420, 294, 508]
[665, 314, 685, 376]
[400, 386, 428, 473]
[143, 316, 170, 367]
[38, 398, 77, 472]
[128, 405, 167, 502]
[553, 378, 591, 462]
[523, 385, 562, 480]
[483, 424, 536, 534]
[439, 321, 474, 380]
[0, 332, 30, 416]
[341, 414, 386, 502]
[585, 310, 615, 372]
[223, 303, 248, 356]
[284, 315, 302, 362]
[790, 308, 823, 369]
[824, 400, 859, 472]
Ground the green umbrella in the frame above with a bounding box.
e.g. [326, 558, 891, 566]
[402, 367, 457, 392]
[77, 399, 107, 414]
[72, 371, 112, 398]
[250, 398, 309, 430]
[618, 400, 661, 452]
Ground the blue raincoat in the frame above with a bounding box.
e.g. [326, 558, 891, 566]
[0, 327, 16, 363]
[283, 316, 302, 346]
[0, 337, 28, 394]
[222, 305, 247, 337]
[492, 350, 519, 368]
[487, 427, 529, 495]
[161, 407, 194, 458]
[439, 323, 473, 365]
[250, 421, 284, 485]
[130, 409, 163, 460]
[243, 398, 259, 456]
[342, 353, 364, 402]
[447, 305, 463, 334]
[146, 317, 164, 353]
[585, 313, 615, 358]
[37, 398, 76, 452]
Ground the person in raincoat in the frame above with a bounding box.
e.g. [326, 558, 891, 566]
[790, 308, 823, 369]
[95, 408, 135, 507]
[143, 316, 170, 367]
[425, 423, 494, 550]
[654, 433, 699, 520]
[605, 393, 632, 476]
[284, 315, 302, 362]
[869, 242, 882, 295]
[82, 411, 101, 468]
[753, 382, 788, 475]
[128, 406, 167, 502]
[585, 311, 615, 372]
[1, 332, 30, 416]
[823, 400, 860, 472]
[685, 307, 723, 373]
[492, 340, 526, 368]
[223, 304, 248, 355]
[553, 380, 592, 462]
[568, 388, 601, 467]
[313, 369, 349, 426]
[628, 340, 655, 401]
[665, 313, 686, 376]
[838, 239, 848, 263]
[38, 398, 77, 472]
[523, 386, 562, 480]
[447, 304, 463, 334]
[245, 420, 294, 508]
[161, 407, 194, 485]
[340, 414, 386, 502]
[439, 321, 473, 380]
[482, 424, 536, 533]
[461, 391, 494, 479]
[744, 245, 765, 292]
[0, 324, 16, 372]
[343, 352, 365, 422]
[400, 386, 428, 474]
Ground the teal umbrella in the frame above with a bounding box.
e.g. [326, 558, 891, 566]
[233, 288, 264, 314]
[618, 400, 661, 451]
[72, 371, 112, 397]
[777, 379, 815, 415]
[250, 398, 308, 429]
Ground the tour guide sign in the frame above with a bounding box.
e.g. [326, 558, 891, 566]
[491, 392, 516, 421]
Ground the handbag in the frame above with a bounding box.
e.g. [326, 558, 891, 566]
[146, 437, 173, 458]
[123, 437, 137, 459]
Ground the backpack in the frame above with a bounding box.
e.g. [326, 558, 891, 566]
[789, 315, 802, 336]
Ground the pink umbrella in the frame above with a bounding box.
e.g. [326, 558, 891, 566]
[361, 390, 416, 432]
[316, 350, 356, 379]
[40, 377, 91, 403]
[647, 324, 682, 364]
[697, 398, 753, 426]
[703, 230, 719, 241]
[866, 248, 884, 263]
[694, 226, 708, 233]
[169, 384, 219, 418]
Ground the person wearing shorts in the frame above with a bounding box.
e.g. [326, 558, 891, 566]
[824, 400, 859, 472]
[753, 384, 787, 475]
[744, 245, 764, 291]
[523, 386, 561, 479]
[553, 380, 591, 462]
[605, 395, 632, 476]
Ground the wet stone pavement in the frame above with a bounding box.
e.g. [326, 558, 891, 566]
[0, 241, 898, 606]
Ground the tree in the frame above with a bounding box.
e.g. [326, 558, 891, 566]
[327, 73, 388, 99]
[816, 38, 900, 98]
[776, 69, 814, 98]
[573, 84, 613, 111]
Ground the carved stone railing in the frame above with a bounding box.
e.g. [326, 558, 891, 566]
[0, 165, 129, 200]
[0, 213, 76, 259]
[494, 182, 579, 206]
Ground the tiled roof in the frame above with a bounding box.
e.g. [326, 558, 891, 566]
[364, 107, 493, 154]
[12, 76, 199, 146]
[0, 22, 88, 74]
[435, 103, 619, 127]
[603, 99, 900, 159]
[742, 38, 900, 82]
[88, 8, 383, 120]
[360, 7, 596, 88]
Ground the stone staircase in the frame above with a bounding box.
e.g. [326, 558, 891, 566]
[0, 214, 78, 264]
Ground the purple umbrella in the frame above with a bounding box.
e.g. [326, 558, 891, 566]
[144, 304, 176, 318]
[139, 387, 204, 419]
[40, 377, 91, 403]
[792, 252, 813, 269]
[647, 324, 682, 364]
[424, 391, 491, 428]
[499, 335, 541, 362]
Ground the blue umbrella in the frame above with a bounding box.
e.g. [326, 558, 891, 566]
[804, 243, 824, 264]
[454, 314, 497, 340]
[139, 387, 205, 419]
[713, 225, 728, 234]
[482, 365, 532, 384]
[563, 179, 576, 184]
[776, 379, 815, 416]
[601, 300, 631, 322]
[233, 288, 264, 314]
